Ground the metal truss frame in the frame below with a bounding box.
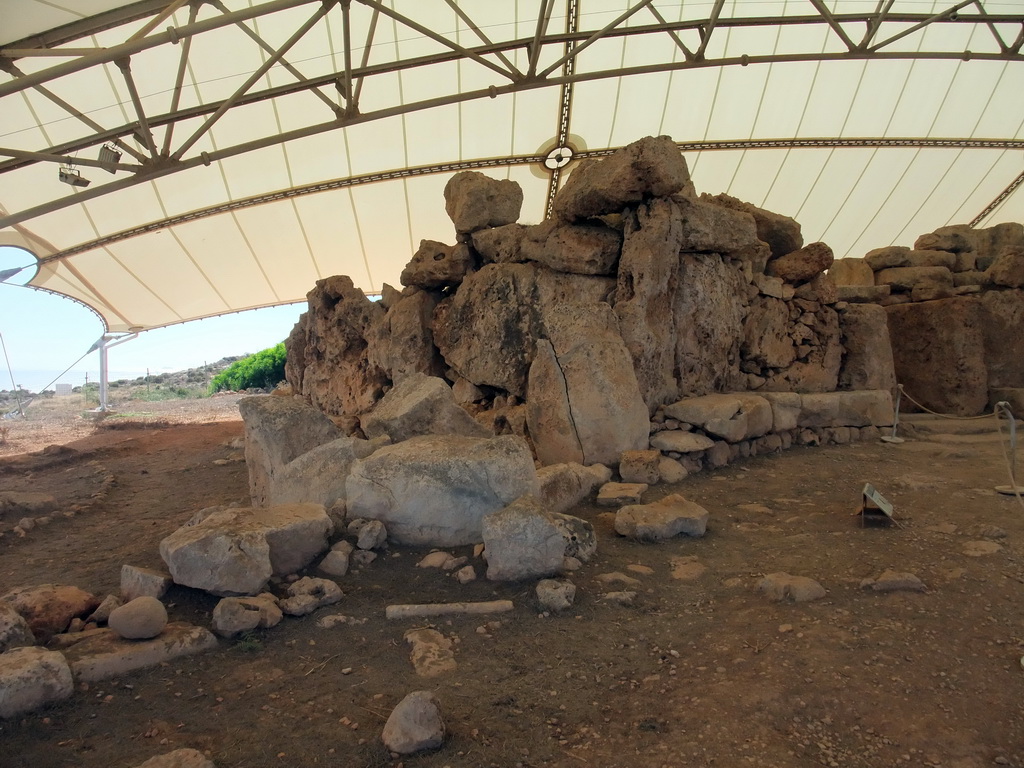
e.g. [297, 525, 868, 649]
[1, 0, 1023, 234]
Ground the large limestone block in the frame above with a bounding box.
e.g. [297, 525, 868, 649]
[986, 249, 1024, 289]
[432, 263, 613, 399]
[400, 240, 474, 288]
[885, 298, 989, 416]
[239, 394, 343, 507]
[286, 275, 389, 418]
[366, 288, 446, 384]
[838, 304, 897, 394]
[520, 219, 622, 276]
[527, 303, 650, 466]
[758, 392, 802, 431]
[649, 431, 715, 453]
[267, 435, 378, 508]
[674, 252, 747, 396]
[346, 435, 538, 546]
[361, 373, 491, 442]
[614, 494, 709, 541]
[63, 623, 218, 683]
[159, 504, 332, 596]
[875, 266, 952, 293]
[916, 223, 1024, 265]
[527, 340, 584, 465]
[702, 193, 802, 259]
[766, 242, 833, 283]
[614, 198, 685, 411]
[828, 258, 874, 287]
[536, 463, 612, 514]
[980, 289, 1024, 389]
[444, 171, 523, 233]
[799, 391, 894, 428]
[837, 284, 891, 302]
[471, 223, 527, 264]
[864, 246, 956, 271]
[663, 393, 771, 441]
[1, 584, 99, 643]
[0, 646, 73, 718]
[553, 135, 693, 221]
[673, 195, 761, 257]
[482, 497, 569, 582]
[742, 297, 795, 369]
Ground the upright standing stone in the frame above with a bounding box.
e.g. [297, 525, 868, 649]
[838, 304, 897, 395]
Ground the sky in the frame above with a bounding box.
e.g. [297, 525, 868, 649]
[0, 245, 305, 393]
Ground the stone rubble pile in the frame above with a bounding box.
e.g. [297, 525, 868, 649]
[830, 221, 1024, 416]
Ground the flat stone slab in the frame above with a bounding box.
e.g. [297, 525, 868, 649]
[649, 431, 715, 453]
[614, 494, 710, 541]
[758, 572, 826, 603]
[596, 482, 647, 507]
[62, 622, 218, 682]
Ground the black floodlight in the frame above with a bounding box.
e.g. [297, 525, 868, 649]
[58, 164, 90, 188]
[98, 143, 121, 172]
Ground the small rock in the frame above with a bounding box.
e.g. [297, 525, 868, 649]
[279, 577, 343, 616]
[211, 598, 262, 639]
[318, 549, 351, 578]
[417, 551, 455, 569]
[0, 603, 34, 653]
[87, 595, 123, 626]
[350, 550, 377, 568]
[596, 482, 648, 507]
[603, 591, 636, 606]
[561, 556, 582, 572]
[381, 690, 446, 754]
[595, 572, 641, 587]
[864, 570, 927, 593]
[356, 520, 388, 550]
[454, 565, 476, 584]
[120, 565, 172, 602]
[536, 579, 576, 612]
[404, 629, 457, 678]
[108, 597, 168, 640]
[758, 573, 826, 603]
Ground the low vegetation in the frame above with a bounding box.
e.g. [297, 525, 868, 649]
[209, 343, 287, 394]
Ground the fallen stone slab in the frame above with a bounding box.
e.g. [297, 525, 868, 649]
[648, 431, 715, 453]
[596, 482, 647, 507]
[134, 748, 216, 768]
[404, 628, 456, 678]
[0, 584, 100, 643]
[382, 690, 446, 755]
[0, 646, 73, 718]
[758, 573, 826, 603]
[663, 393, 772, 442]
[614, 494, 709, 542]
[360, 373, 492, 443]
[62, 622, 218, 683]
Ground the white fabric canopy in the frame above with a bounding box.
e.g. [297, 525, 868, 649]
[1, 0, 1022, 332]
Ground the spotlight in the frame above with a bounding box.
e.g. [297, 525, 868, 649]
[58, 164, 91, 188]
[98, 143, 121, 172]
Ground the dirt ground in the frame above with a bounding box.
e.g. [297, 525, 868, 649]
[1, 395, 1023, 768]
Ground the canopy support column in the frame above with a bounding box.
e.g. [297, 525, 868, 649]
[91, 332, 138, 412]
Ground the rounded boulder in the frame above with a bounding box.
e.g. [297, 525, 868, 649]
[108, 596, 168, 640]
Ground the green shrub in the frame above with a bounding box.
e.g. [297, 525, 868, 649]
[209, 343, 287, 394]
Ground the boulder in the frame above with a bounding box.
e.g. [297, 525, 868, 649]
[432, 262, 613, 399]
[483, 497, 580, 582]
[520, 219, 622, 275]
[62, 623, 217, 683]
[766, 242, 833, 283]
[0, 646, 73, 719]
[673, 195, 762, 257]
[346, 435, 538, 546]
[536, 462, 612, 513]
[526, 303, 650, 466]
[360, 373, 491, 442]
[614, 494, 709, 541]
[266, 435, 379, 508]
[382, 690, 446, 755]
[284, 275, 389, 418]
[0, 584, 99, 643]
[238, 395, 343, 507]
[864, 246, 956, 271]
[356, 519, 388, 550]
[596, 482, 647, 507]
[159, 504, 332, 596]
[837, 304, 897, 394]
[471, 223, 527, 264]
[366, 289, 446, 383]
[444, 171, 523, 233]
[400, 240, 474, 288]
[758, 392, 802, 431]
[828, 258, 874, 286]
[703, 192, 803, 259]
[885, 298, 988, 416]
[553, 135, 694, 221]
[108, 597, 168, 640]
[663, 393, 772, 442]
[875, 266, 952, 293]
[121, 565, 172, 602]
[614, 198, 685, 410]
[134, 749, 216, 768]
[0, 604, 34, 653]
[986, 249, 1024, 288]
[211, 597, 263, 638]
[980, 290, 1024, 389]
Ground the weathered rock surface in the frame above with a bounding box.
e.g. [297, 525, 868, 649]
[885, 298, 988, 416]
[674, 194, 761, 257]
[346, 435, 538, 546]
[553, 135, 693, 221]
[864, 246, 956, 271]
[829, 258, 874, 286]
[483, 497, 583, 582]
[63, 623, 217, 683]
[134, 748, 216, 768]
[238, 395, 343, 507]
[280, 577, 342, 616]
[664, 393, 772, 442]
[798, 391, 894, 428]
[108, 597, 168, 640]
[618, 450, 662, 485]
[758, 573, 826, 602]
[520, 219, 622, 275]
[211, 597, 263, 638]
[160, 504, 332, 596]
[767, 242, 833, 283]
[838, 304, 897, 394]
[366, 288, 446, 384]
[875, 266, 953, 293]
[360, 373, 491, 442]
[0, 646, 73, 718]
[121, 565, 172, 602]
[404, 628, 456, 678]
[527, 303, 650, 466]
[980, 290, 1024, 389]
[614, 494, 709, 541]
[444, 171, 523, 233]
[704, 192, 802, 259]
[382, 690, 446, 755]
[0, 584, 99, 643]
[649, 431, 715, 453]
[400, 240, 474, 288]
[536, 462, 612, 513]
[266, 435, 379, 508]
[986, 249, 1024, 288]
